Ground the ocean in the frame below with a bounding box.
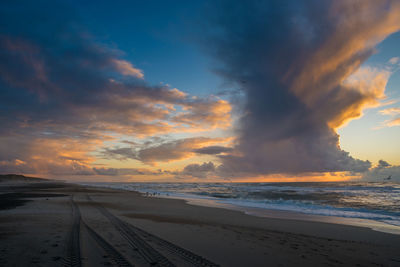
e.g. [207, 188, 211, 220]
[81, 181, 400, 231]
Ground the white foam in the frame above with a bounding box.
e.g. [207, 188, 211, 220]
[78, 181, 400, 229]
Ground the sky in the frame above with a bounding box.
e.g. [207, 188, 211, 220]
[0, 0, 400, 182]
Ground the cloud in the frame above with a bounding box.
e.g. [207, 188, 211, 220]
[173, 99, 232, 130]
[386, 117, 400, 126]
[180, 162, 216, 178]
[200, 0, 400, 177]
[0, 1, 232, 177]
[362, 160, 400, 182]
[193, 146, 232, 155]
[101, 147, 137, 161]
[93, 167, 165, 176]
[379, 107, 400, 127]
[102, 137, 229, 165]
[336, 67, 390, 128]
[377, 160, 391, 168]
[389, 57, 400, 65]
[0, 133, 175, 178]
[1, 0, 398, 181]
[379, 107, 400, 115]
[0, 136, 101, 176]
[111, 59, 144, 78]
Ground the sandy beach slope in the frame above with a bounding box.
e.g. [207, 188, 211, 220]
[1, 181, 400, 267]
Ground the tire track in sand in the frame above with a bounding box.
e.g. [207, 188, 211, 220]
[83, 221, 133, 267]
[63, 196, 81, 267]
[86, 195, 219, 267]
[91, 200, 174, 266]
[70, 196, 134, 267]
[131, 225, 219, 267]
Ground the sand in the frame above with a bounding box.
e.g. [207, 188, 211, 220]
[0, 181, 400, 267]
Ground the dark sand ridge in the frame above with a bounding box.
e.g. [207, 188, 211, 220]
[1, 179, 400, 266]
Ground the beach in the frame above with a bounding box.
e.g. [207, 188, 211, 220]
[1, 181, 400, 267]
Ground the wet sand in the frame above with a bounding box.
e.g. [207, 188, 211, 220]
[1, 181, 400, 267]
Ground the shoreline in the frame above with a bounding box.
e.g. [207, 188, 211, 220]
[1, 181, 400, 266]
[79, 181, 400, 236]
[163, 194, 400, 236]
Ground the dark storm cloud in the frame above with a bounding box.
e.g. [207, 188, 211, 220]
[102, 147, 137, 161]
[193, 146, 232, 155]
[201, 0, 400, 176]
[93, 167, 165, 176]
[362, 159, 400, 182]
[180, 162, 216, 178]
[377, 160, 391, 168]
[101, 137, 229, 165]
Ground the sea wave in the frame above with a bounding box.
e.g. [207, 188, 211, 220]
[79, 181, 400, 227]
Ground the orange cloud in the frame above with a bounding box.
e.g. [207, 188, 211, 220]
[0, 36, 233, 178]
[111, 59, 144, 78]
[0, 1, 236, 180]
[0, 136, 103, 177]
[378, 107, 400, 127]
[385, 117, 400, 127]
[379, 107, 400, 115]
[330, 67, 390, 129]
[173, 98, 232, 131]
[287, 1, 400, 129]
